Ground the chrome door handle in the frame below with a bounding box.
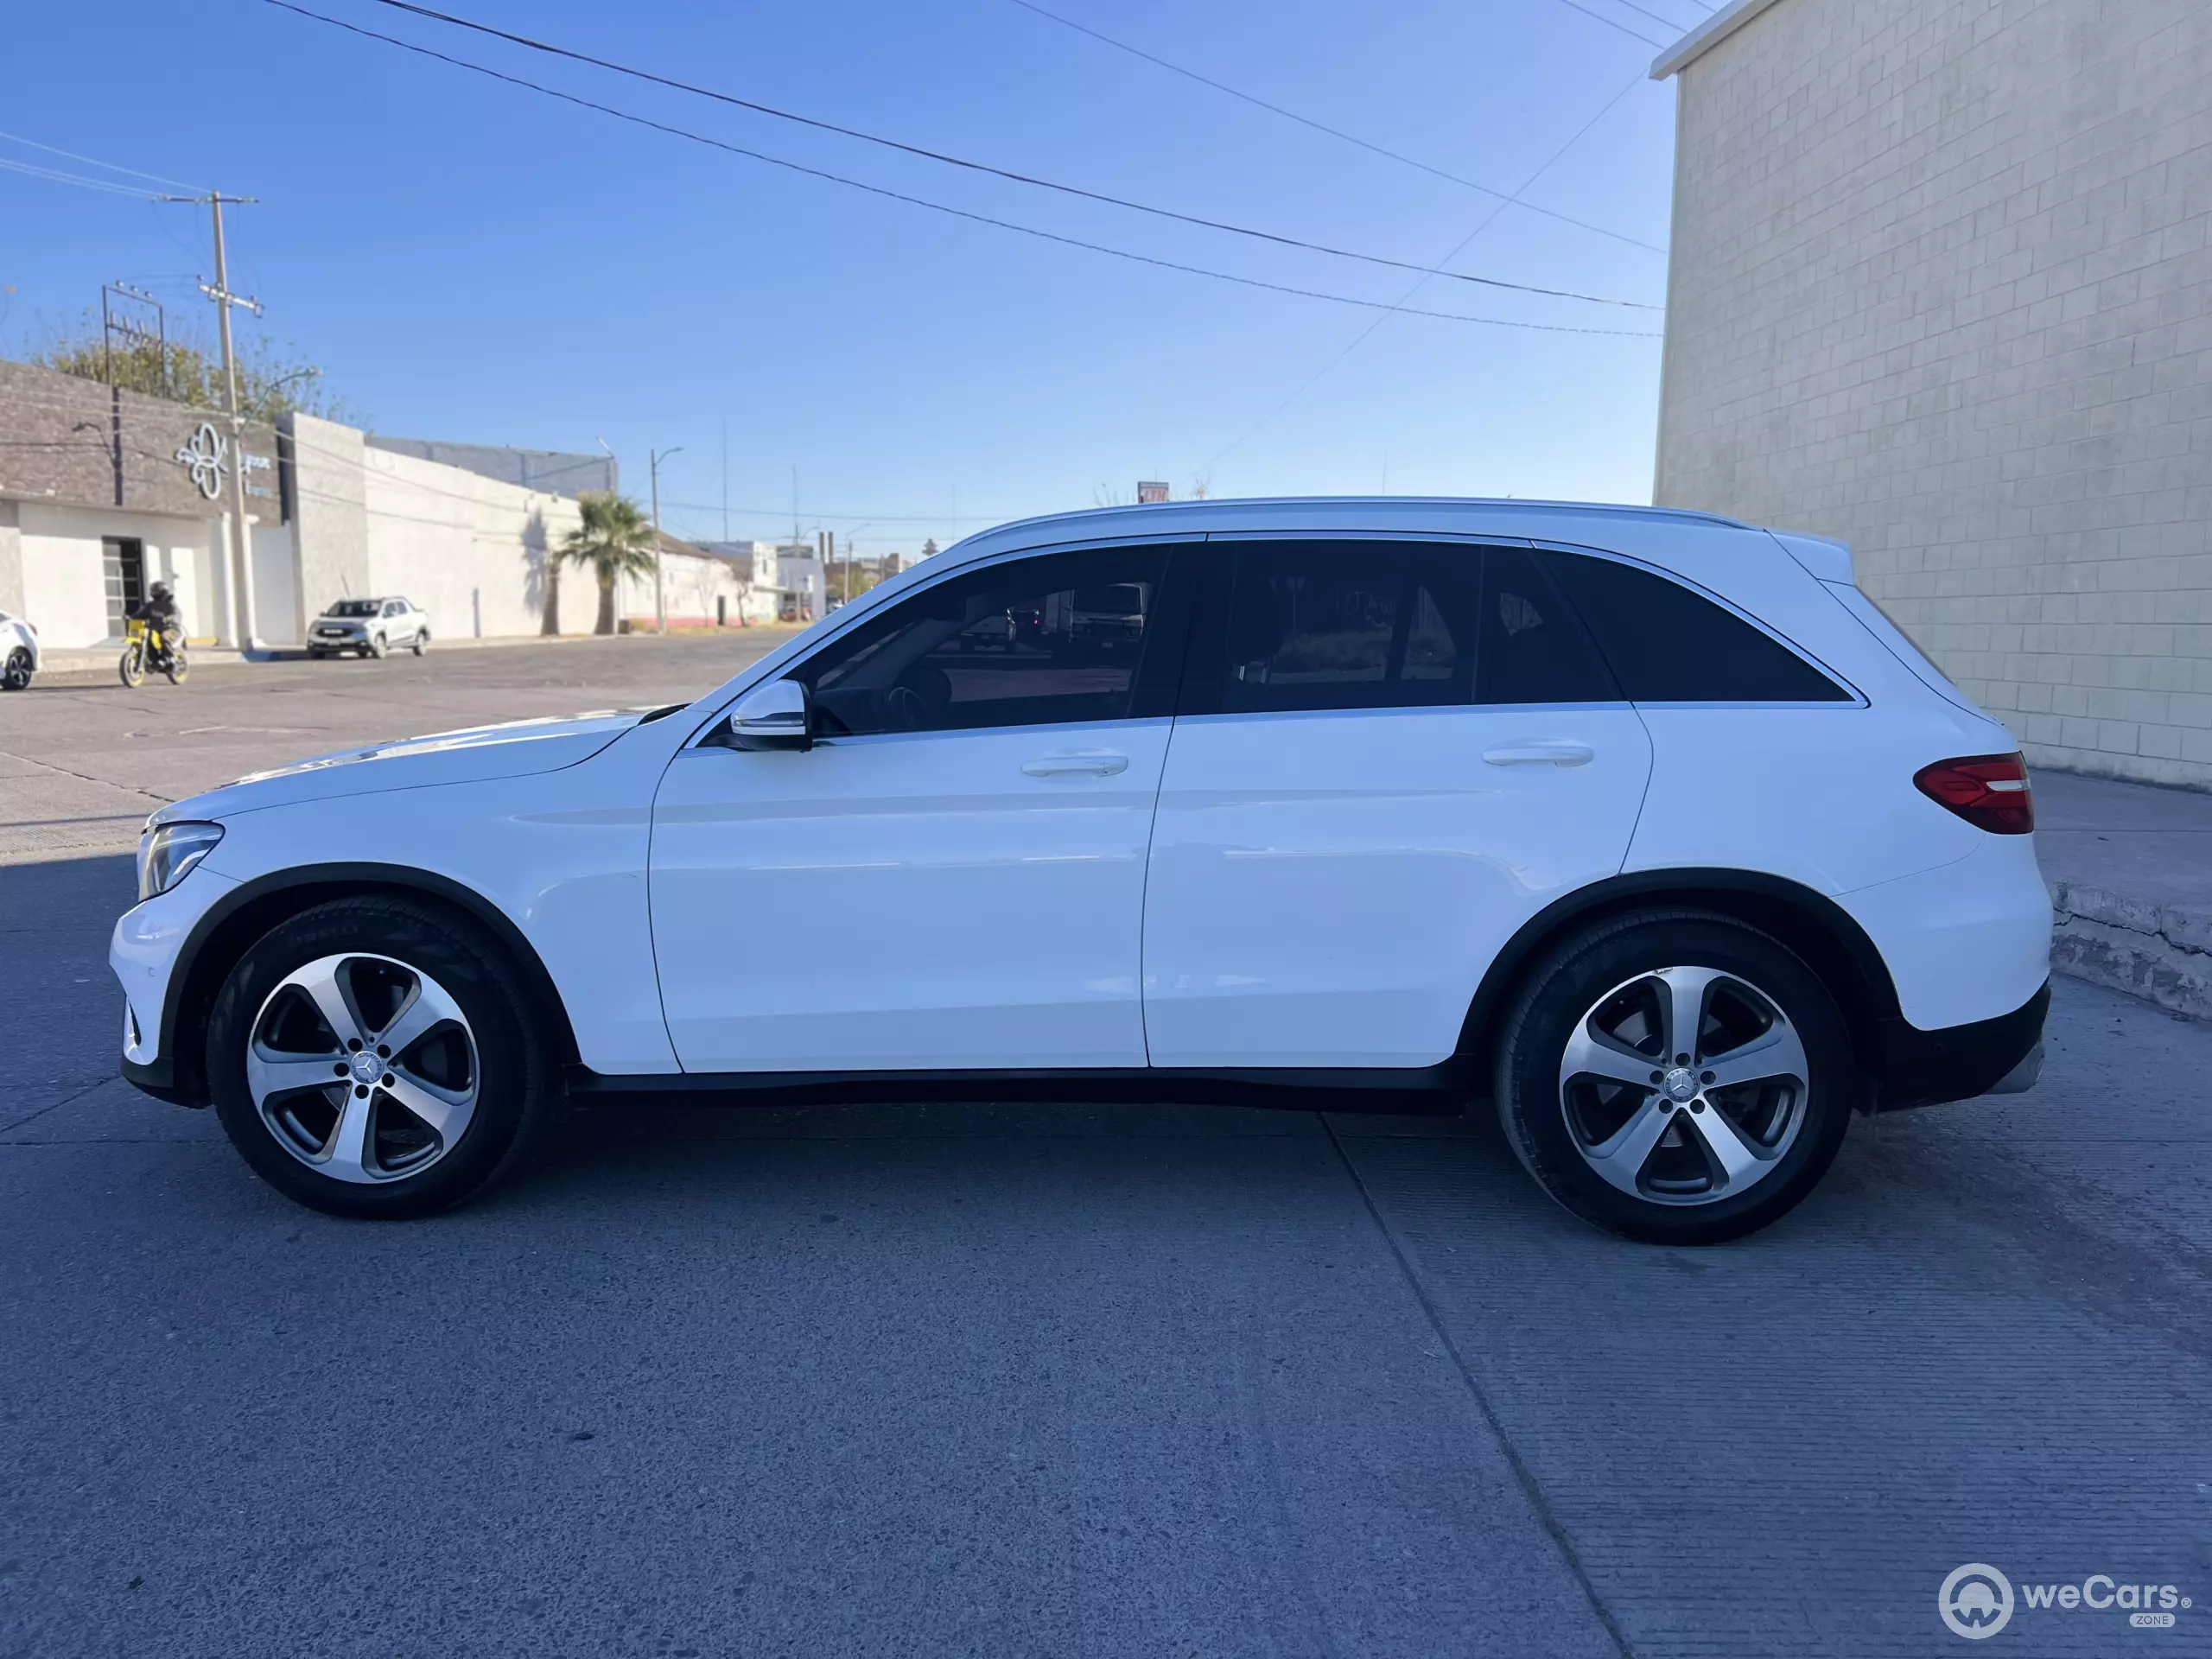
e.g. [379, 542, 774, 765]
[1022, 750, 1130, 778]
[1482, 741, 1595, 767]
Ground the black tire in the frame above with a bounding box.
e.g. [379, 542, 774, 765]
[412, 628, 429, 656]
[368, 632, 387, 659]
[163, 648, 188, 685]
[1494, 910, 1857, 1245]
[119, 642, 146, 688]
[1, 647, 30, 690]
[207, 896, 559, 1218]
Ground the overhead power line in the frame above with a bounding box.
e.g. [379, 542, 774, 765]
[0, 156, 165, 200]
[1205, 71, 1655, 474]
[1599, 0, 1712, 34]
[996, 0, 1668, 257]
[1548, 0, 1669, 50]
[348, 0, 1656, 309]
[260, 1, 1660, 337]
[0, 128, 205, 192]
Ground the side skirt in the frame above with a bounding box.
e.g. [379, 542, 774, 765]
[564, 1060, 1478, 1115]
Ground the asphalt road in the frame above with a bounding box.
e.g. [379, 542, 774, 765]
[3, 638, 2209, 1658]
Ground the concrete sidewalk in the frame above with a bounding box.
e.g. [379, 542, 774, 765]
[2037, 768, 2212, 1020]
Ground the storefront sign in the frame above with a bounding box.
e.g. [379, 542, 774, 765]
[172, 423, 276, 503]
[175, 422, 228, 500]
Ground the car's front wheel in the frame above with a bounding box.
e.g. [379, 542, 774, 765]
[366, 632, 386, 659]
[1494, 911, 1856, 1244]
[207, 896, 557, 1217]
[2, 647, 31, 690]
[412, 627, 429, 656]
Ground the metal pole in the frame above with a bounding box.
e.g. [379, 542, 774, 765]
[211, 198, 260, 651]
[649, 446, 682, 633]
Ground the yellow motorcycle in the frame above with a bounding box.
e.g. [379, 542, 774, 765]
[119, 615, 189, 687]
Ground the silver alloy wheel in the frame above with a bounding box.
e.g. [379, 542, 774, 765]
[1557, 965, 1809, 1206]
[247, 952, 480, 1183]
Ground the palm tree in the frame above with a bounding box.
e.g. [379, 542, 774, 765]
[556, 492, 658, 636]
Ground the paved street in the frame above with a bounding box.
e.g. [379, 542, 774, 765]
[2, 639, 2208, 1658]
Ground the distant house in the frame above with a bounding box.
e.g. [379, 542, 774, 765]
[699, 540, 824, 623]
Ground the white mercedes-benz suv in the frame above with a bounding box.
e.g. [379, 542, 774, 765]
[113, 499, 2050, 1243]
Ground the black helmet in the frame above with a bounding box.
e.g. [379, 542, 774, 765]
[150, 582, 173, 601]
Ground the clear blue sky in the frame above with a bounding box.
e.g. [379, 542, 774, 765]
[2, 0, 1700, 563]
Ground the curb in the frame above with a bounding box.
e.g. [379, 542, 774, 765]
[2050, 879, 2212, 1022]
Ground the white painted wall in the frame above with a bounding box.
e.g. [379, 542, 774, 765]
[250, 519, 296, 647]
[359, 447, 585, 639]
[15, 502, 222, 648]
[612, 548, 753, 629]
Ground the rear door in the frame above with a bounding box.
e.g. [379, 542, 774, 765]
[1141, 537, 1654, 1069]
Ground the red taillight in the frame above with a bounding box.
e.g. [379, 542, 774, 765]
[1915, 753, 2034, 834]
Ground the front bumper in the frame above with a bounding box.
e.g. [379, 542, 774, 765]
[1866, 979, 2050, 1112]
[111, 864, 239, 1104]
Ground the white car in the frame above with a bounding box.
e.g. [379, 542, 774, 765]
[307, 596, 430, 659]
[0, 609, 39, 690]
[113, 499, 2050, 1242]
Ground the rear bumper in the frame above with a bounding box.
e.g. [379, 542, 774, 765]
[1866, 979, 2049, 1112]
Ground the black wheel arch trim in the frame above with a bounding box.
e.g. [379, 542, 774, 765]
[1450, 866, 1974, 1112]
[130, 861, 581, 1108]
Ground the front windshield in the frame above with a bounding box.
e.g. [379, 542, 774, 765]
[325, 600, 380, 618]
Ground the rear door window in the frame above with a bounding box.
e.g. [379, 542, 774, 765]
[1183, 541, 1616, 714]
[1542, 551, 1852, 702]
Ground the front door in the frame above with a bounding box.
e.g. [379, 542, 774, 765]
[651, 542, 1190, 1073]
[1142, 537, 1655, 1069]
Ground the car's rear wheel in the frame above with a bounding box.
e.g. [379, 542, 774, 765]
[207, 897, 557, 1217]
[1494, 911, 1857, 1244]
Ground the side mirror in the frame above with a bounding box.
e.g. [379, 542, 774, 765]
[716, 678, 812, 752]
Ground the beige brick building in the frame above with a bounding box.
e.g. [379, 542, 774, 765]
[1651, 0, 2212, 786]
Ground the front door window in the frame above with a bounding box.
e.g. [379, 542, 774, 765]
[794, 545, 1174, 737]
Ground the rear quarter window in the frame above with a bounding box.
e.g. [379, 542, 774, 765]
[1543, 552, 1852, 703]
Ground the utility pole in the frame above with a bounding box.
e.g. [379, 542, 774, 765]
[160, 192, 261, 649]
[649, 446, 683, 633]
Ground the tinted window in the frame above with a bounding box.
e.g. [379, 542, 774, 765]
[1191, 542, 1613, 715]
[1475, 547, 1617, 705]
[796, 546, 1172, 736]
[1544, 552, 1852, 702]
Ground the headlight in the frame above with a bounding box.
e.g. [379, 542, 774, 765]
[137, 821, 224, 900]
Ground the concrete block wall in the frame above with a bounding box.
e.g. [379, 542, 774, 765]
[1654, 0, 2212, 787]
[285, 413, 372, 642]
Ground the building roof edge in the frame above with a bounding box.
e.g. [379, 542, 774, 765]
[1649, 0, 1788, 79]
